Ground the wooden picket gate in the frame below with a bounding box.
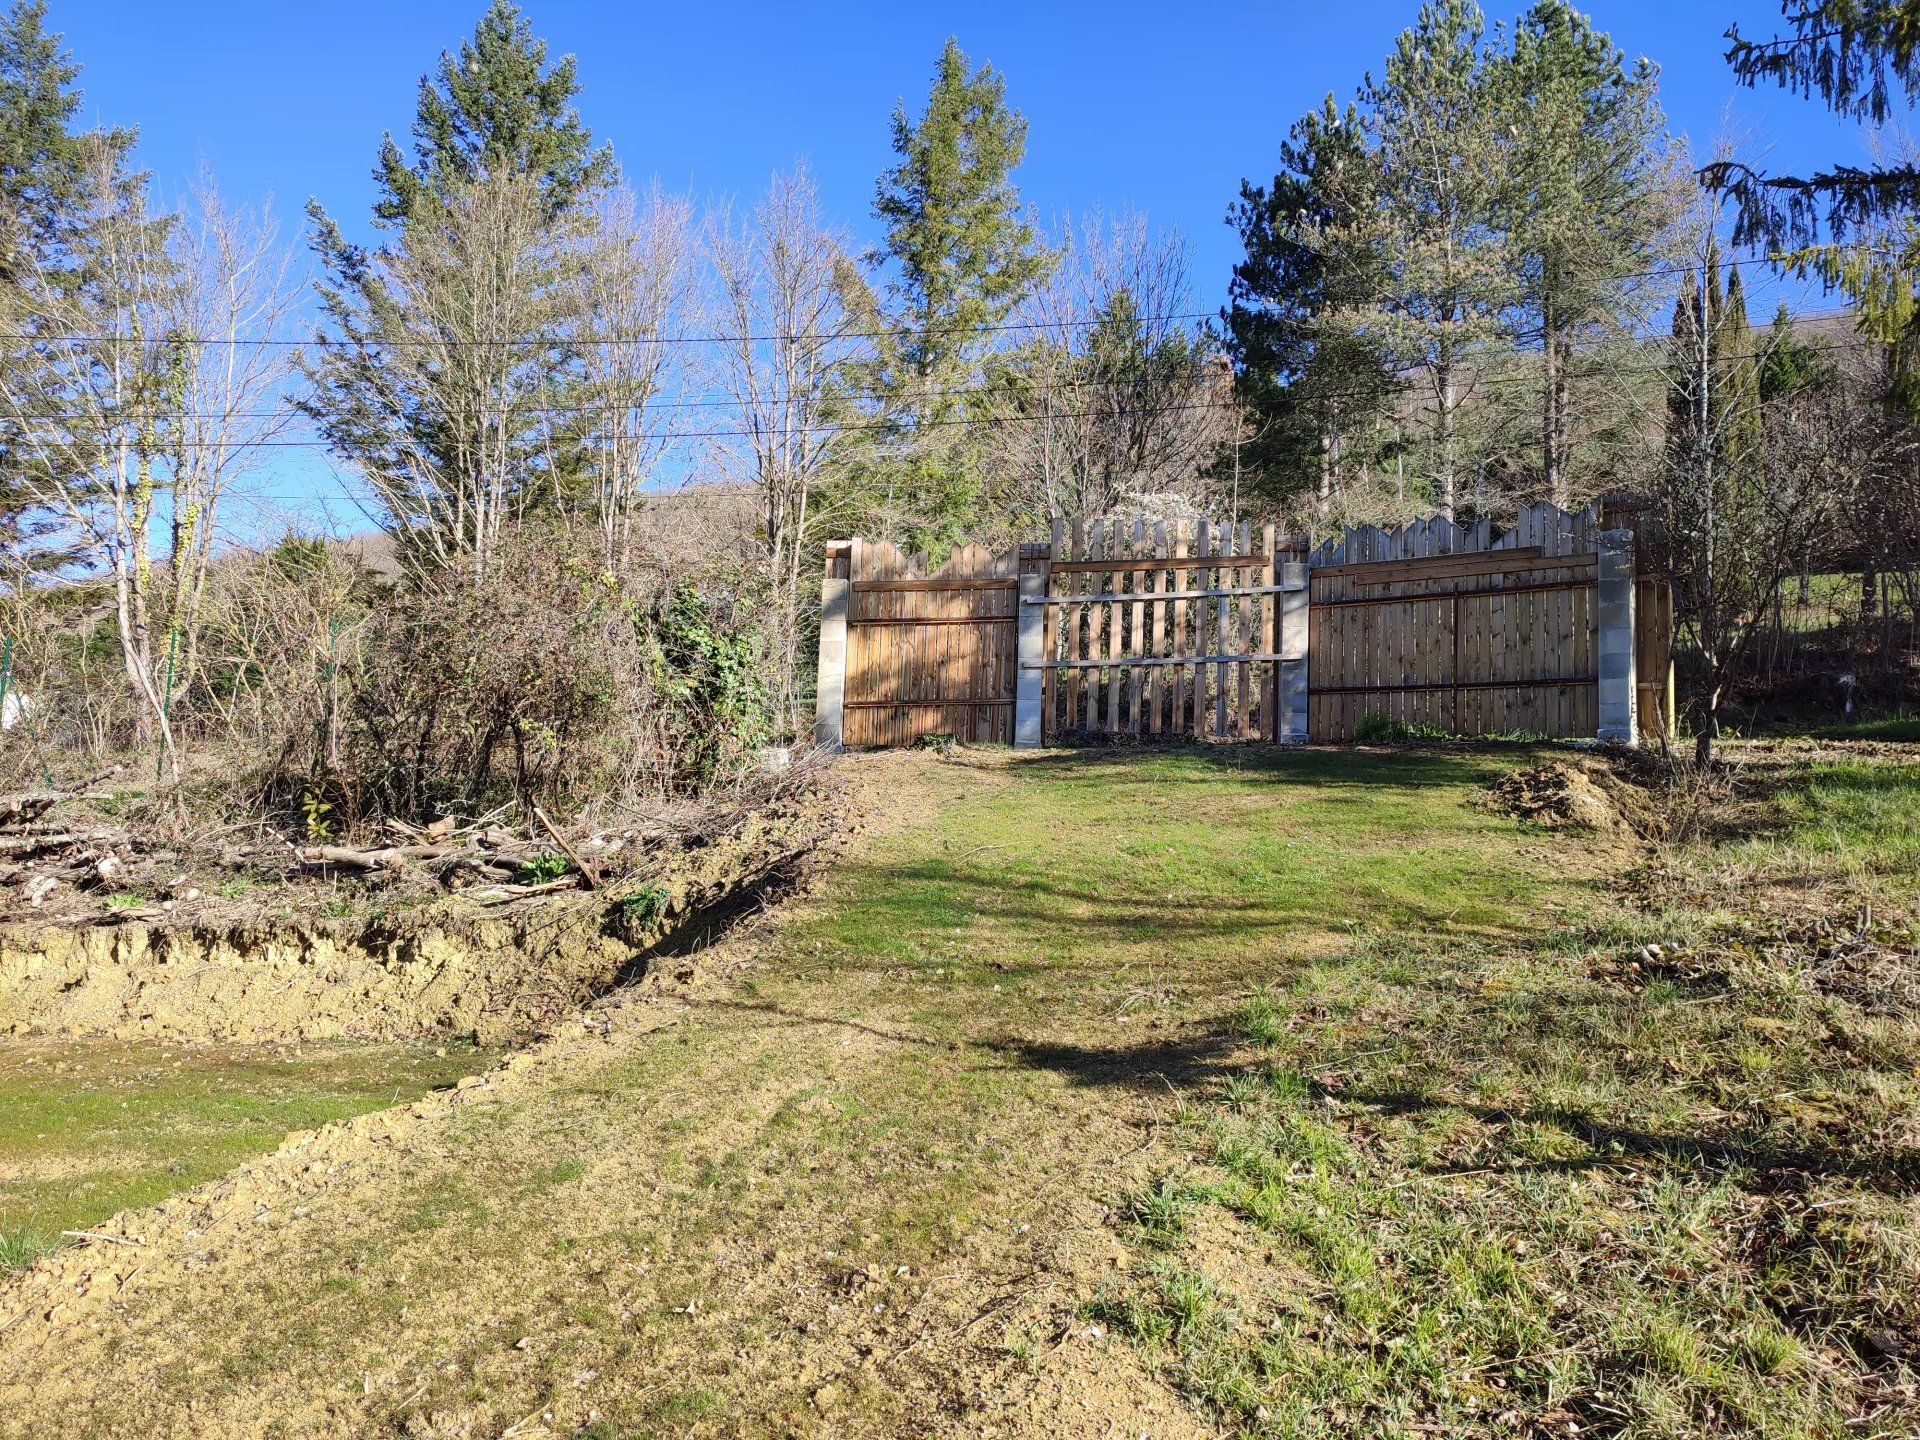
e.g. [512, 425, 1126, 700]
[1037, 518, 1303, 740]
[815, 501, 1666, 749]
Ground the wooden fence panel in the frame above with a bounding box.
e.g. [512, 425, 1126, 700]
[822, 502, 1661, 748]
[840, 539, 1023, 747]
[1307, 504, 1604, 741]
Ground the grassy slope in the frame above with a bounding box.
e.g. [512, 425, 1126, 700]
[1, 744, 1914, 1439]
[0, 1040, 493, 1265]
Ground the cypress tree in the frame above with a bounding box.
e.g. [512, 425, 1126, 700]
[873, 37, 1050, 421]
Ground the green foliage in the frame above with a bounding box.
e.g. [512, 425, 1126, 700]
[648, 583, 769, 785]
[1227, 0, 1684, 516]
[616, 884, 669, 927]
[1353, 712, 1452, 744]
[518, 852, 569, 883]
[300, 1, 610, 557]
[1225, 95, 1398, 505]
[372, 0, 612, 227]
[873, 37, 1050, 405]
[857, 37, 1052, 550]
[0, 1225, 54, 1272]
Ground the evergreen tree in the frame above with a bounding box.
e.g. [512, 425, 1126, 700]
[1348, 0, 1515, 520]
[856, 39, 1051, 550]
[1707, 2, 1920, 409]
[1501, 0, 1681, 506]
[1224, 96, 1398, 510]
[370, 0, 611, 227]
[300, 1, 610, 565]
[0, 0, 149, 577]
[0, 0, 114, 287]
[873, 37, 1050, 416]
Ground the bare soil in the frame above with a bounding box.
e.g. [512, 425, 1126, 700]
[0, 791, 832, 1045]
[0, 752, 1209, 1438]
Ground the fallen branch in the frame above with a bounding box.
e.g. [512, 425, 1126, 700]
[532, 805, 600, 891]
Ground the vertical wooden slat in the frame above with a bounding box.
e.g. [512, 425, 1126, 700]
[1150, 521, 1168, 735]
[1191, 519, 1211, 736]
[1121, 518, 1136, 737]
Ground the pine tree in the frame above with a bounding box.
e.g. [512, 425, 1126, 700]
[1224, 96, 1398, 510]
[0, 0, 149, 577]
[0, 0, 110, 286]
[1500, 0, 1681, 507]
[1348, 0, 1515, 520]
[873, 37, 1050, 419]
[371, 0, 611, 227]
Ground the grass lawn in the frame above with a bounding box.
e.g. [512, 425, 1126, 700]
[2, 742, 1916, 1439]
[0, 1038, 494, 1269]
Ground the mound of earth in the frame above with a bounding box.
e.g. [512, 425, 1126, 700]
[0, 790, 837, 1045]
[1478, 760, 1629, 833]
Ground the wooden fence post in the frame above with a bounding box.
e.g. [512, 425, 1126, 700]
[1596, 527, 1637, 744]
[1015, 564, 1046, 748]
[1279, 557, 1310, 741]
[813, 542, 851, 750]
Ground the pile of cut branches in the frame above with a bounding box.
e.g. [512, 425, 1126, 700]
[0, 767, 158, 913]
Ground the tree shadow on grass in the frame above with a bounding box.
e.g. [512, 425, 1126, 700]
[1007, 740, 1548, 793]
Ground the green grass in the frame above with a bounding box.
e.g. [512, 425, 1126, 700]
[0, 1038, 495, 1243]
[1041, 749, 1920, 1440]
[1808, 712, 1920, 743]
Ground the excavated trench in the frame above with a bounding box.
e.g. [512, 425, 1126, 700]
[0, 812, 817, 1046]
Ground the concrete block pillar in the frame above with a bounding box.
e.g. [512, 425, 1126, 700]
[813, 554, 850, 750]
[1596, 528, 1637, 744]
[1278, 560, 1310, 742]
[1014, 569, 1046, 748]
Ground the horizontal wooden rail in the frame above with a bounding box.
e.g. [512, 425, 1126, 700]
[848, 614, 1015, 627]
[843, 697, 1011, 708]
[851, 579, 1018, 593]
[1022, 583, 1298, 606]
[1327, 549, 1597, 586]
[1025, 652, 1289, 671]
[1050, 554, 1273, 574]
[1310, 577, 1597, 610]
[1309, 674, 1597, 695]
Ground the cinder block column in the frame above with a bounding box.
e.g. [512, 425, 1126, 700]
[813, 558, 850, 750]
[1014, 569, 1046, 749]
[1596, 528, 1637, 744]
[1278, 560, 1309, 742]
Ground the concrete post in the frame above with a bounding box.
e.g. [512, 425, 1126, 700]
[1595, 528, 1637, 744]
[1014, 569, 1046, 748]
[813, 554, 850, 750]
[1278, 560, 1310, 742]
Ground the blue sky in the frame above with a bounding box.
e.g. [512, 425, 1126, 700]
[48, 1, 1877, 534]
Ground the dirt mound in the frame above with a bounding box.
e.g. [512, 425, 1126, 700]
[0, 794, 833, 1045]
[1478, 760, 1628, 832]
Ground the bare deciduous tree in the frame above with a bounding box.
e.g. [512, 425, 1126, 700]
[988, 211, 1239, 521]
[576, 182, 692, 567]
[706, 165, 873, 724]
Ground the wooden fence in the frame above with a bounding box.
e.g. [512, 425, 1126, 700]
[1038, 519, 1304, 741]
[816, 501, 1668, 749]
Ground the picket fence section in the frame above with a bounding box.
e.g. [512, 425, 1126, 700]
[1038, 518, 1305, 741]
[816, 501, 1665, 749]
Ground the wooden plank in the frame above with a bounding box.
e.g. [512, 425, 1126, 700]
[1106, 521, 1123, 735]
[1121, 522, 1136, 737]
[1052, 522, 1067, 744]
[1191, 520, 1211, 735]
[1149, 521, 1168, 735]
[1029, 652, 1296, 670]
[1309, 676, 1597, 695]
[1051, 553, 1267, 574]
